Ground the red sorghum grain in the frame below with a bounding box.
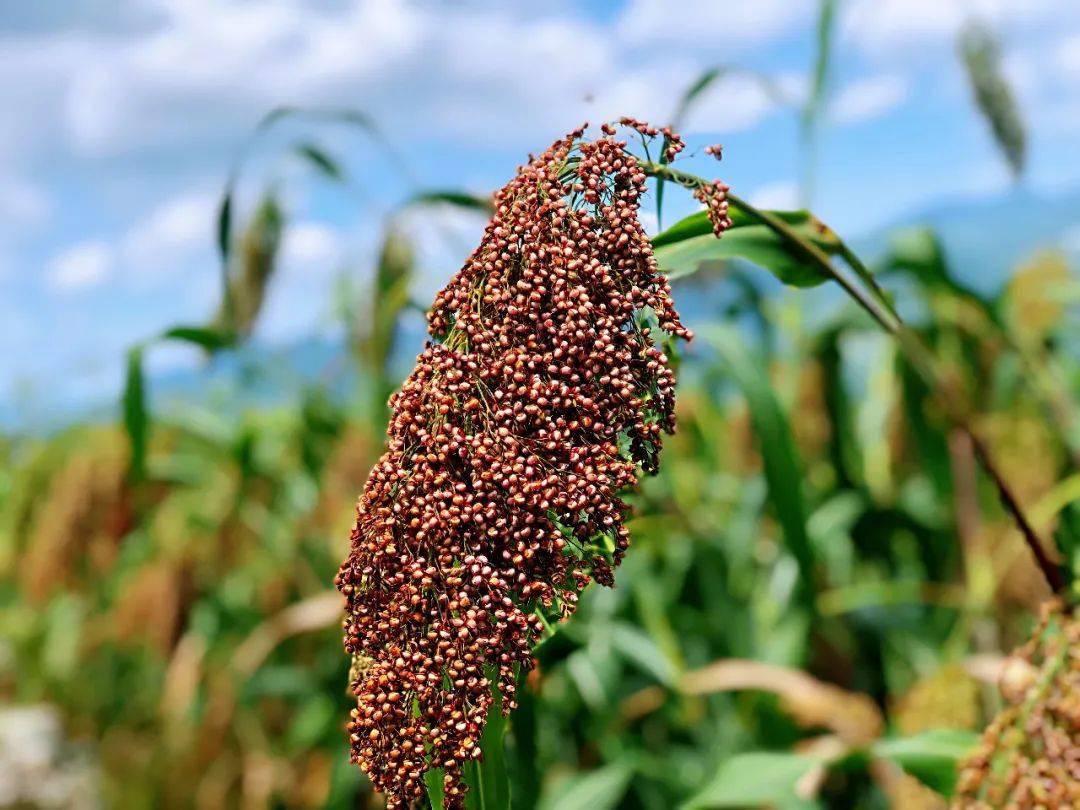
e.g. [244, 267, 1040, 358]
[335, 122, 729, 807]
[704, 143, 724, 160]
[954, 599, 1080, 809]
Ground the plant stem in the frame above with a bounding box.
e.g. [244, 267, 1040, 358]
[968, 431, 1067, 593]
[639, 159, 1067, 596]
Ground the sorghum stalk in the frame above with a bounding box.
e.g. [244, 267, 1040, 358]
[335, 121, 730, 808]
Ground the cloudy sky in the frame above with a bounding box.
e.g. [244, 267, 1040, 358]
[2, 0, 1080, 421]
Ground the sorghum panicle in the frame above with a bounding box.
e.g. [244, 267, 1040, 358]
[335, 122, 729, 807]
[954, 600, 1080, 809]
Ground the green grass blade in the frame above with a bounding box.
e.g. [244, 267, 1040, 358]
[704, 326, 816, 603]
[464, 684, 510, 810]
[122, 344, 148, 483]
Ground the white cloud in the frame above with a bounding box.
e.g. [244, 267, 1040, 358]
[0, 0, 822, 173]
[830, 74, 910, 125]
[47, 241, 113, 292]
[680, 72, 801, 134]
[120, 191, 216, 283]
[842, 0, 1074, 57]
[281, 222, 341, 269]
[1061, 222, 1080, 254]
[618, 0, 814, 50]
[0, 180, 51, 227]
[748, 180, 799, 211]
[48, 0, 614, 158]
[1056, 34, 1080, 78]
[256, 217, 377, 343]
[994, 31, 1080, 137]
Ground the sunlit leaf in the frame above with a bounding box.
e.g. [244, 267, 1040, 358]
[610, 621, 677, 687]
[426, 768, 446, 809]
[654, 209, 840, 287]
[872, 729, 979, 795]
[682, 752, 823, 809]
[539, 762, 635, 810]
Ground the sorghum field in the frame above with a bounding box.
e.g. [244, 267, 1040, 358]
[2, 4, 1079, 809]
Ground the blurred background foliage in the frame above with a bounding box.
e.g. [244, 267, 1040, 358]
[2, 7, 1078, 810]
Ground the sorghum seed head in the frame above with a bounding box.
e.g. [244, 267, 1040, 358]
[336, 121, 724, 807]
[954, 599, 1080, 809]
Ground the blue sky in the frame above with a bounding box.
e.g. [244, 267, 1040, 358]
[2, 0, 1080, 422]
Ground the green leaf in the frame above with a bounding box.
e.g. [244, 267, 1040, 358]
[255, 105, 378, 134]
[426, 768, 446, 809]
[610, 621, 677, 687]
[959, 22, 1026, 178]
[882, 228, 951, 291]
[652, 206, 771, 247]
[704, 326, 816, 604]
[653, 209, 840, 288]
[681, 752, 821, 809]
[160, 325, 238, 352]
[464, 683, 511, 810]
[285, 694, 336, 751]
[872, 729, 979, 795]
[807, 0, 837, 125]
[43, 594, 85, 680]
[219, 193, 285, 338]
[800, 0, 837, 206]
[538, 762, 635, 810]
[216, 104, 385, 325]
[406, 189, 494, 214]
[215, 188, 236, 327]
[123, 343, 148, 483]
[294, 142, 344, 181]
[217, 191, 233, 265]
[882, 227, 993, 322]
[815, 326, 862, 488]
[360, 226, 414, 410]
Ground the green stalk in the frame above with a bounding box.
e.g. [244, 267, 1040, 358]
[638, 160, 1068, 596]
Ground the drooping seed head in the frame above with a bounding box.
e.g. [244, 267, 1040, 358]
[336, 121, 728, 807]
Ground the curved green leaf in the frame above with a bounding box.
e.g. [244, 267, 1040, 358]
[405, 190, 494, 214]
[539, 762, 635, 810]
[653, 209, 841, 287]
[160, 325, 238, 352]
[682, 752, 822, 809]
[294, 142, 344, 181]
[872, 729, 978, 796]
